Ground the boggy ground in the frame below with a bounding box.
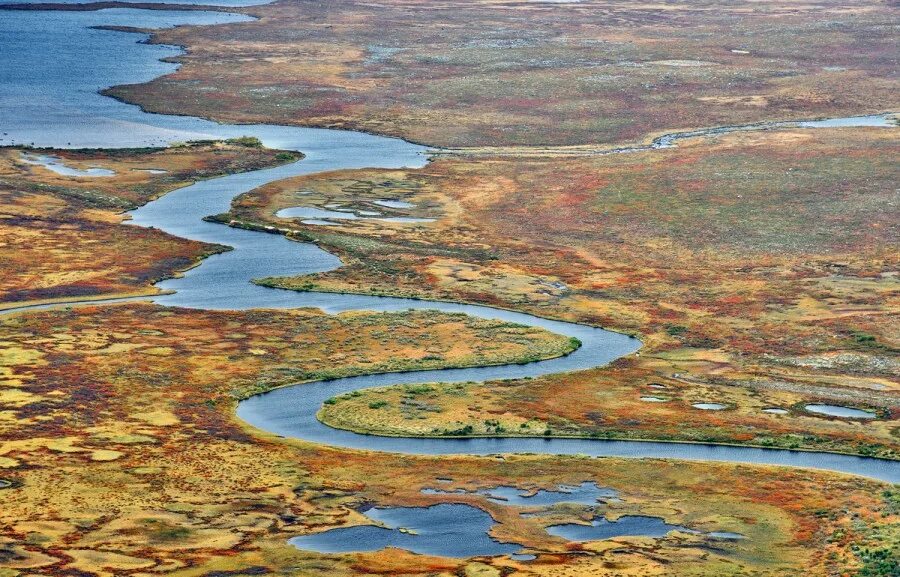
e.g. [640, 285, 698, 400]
[105, 0, 898, 148]
[0, 140, 297, 308]
[225, 126, 899, 458]
[0, 305, 897, 577]
[0, 303, 570, 575]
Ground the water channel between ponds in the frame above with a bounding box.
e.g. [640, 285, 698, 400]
[1, 5, 898, 562]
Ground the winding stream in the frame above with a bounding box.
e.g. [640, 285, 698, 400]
[1, 5, 898, 483]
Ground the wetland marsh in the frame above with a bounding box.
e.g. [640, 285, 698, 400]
[1, 1, 897, 575]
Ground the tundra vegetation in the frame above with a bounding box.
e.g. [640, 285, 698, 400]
[1, 0, 897, 575]
[0, 142, 297, 307]
[229, 127, 900, 461]
[107, 0, 898, 148]
[0, 306, 895, 576]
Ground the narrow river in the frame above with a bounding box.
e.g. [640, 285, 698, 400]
[1, 3, 897, 483]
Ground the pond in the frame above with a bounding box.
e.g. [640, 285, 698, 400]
[289, 503, 523, 558]
[805, 404, 876, 419]
[546, 515, 691, 541]
[763, 408, 789, 415]
[422, 481, 617, 506]
[692, 403, 728, 410]
[289, 503, 744, 558]
[373, 199, 415, 209]
[547, 515, 745, 542]
[276, 206, 434, 224]
[20, 153, 115, 177]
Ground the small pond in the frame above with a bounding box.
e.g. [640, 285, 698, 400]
[692, 403, 728, 410]
[21, 153, 115, 177]
[289, 503, 523, 558]
[805, 404, 876, 419]
[547, 515, 690, 541]
[379, 216, 435, 223]
[640, 396, 668, 402]
[798, 115, 895, 128]
[277, 206, 434, 224]
[763, 408, 789, 415]
[423, 481, 617, 507]
[277, 206, 361, 220]
[708, 531, 746, 540]
[547, 515, 745, 542]
[373, 199, 415, 209]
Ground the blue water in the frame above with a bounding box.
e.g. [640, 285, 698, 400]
[1, 5, 898, 486]
[288, 504, 743, 557]
[289, 504, 523, 558]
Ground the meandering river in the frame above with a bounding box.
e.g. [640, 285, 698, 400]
[1, 4, 897, 483]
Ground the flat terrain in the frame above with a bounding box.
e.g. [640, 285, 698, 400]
[0, 133, 895, 577]
[227, 126, 900, 458]
[0, 304, 580, 576]
[109, 0, 898, 147]
[1, 0, 897, 575]
[0, 307, 894, 577]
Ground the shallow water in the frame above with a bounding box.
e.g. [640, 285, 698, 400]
[373, 199, 415, 209]
[806, 404, 876, 419]
[20, 152, 115, 176]
[798, 115, 895, 128]
[692, 403, 728, 410]
[546, 515, 690, 541]
[288, 504, 523, 558]
[648, 114, 895, 151]
[422, 481, 617, 507]
[2, 6, 899, 484]
[276, 205, 434, 224]
[276, 206, 362, 220]
[288, 502, 740, 557]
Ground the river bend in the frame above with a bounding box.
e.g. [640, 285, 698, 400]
[1, 5, 897, 483]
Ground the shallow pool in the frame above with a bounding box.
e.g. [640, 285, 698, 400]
[805, 404, 876, 419]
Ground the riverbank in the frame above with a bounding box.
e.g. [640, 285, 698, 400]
[1, 4, 897, 576]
